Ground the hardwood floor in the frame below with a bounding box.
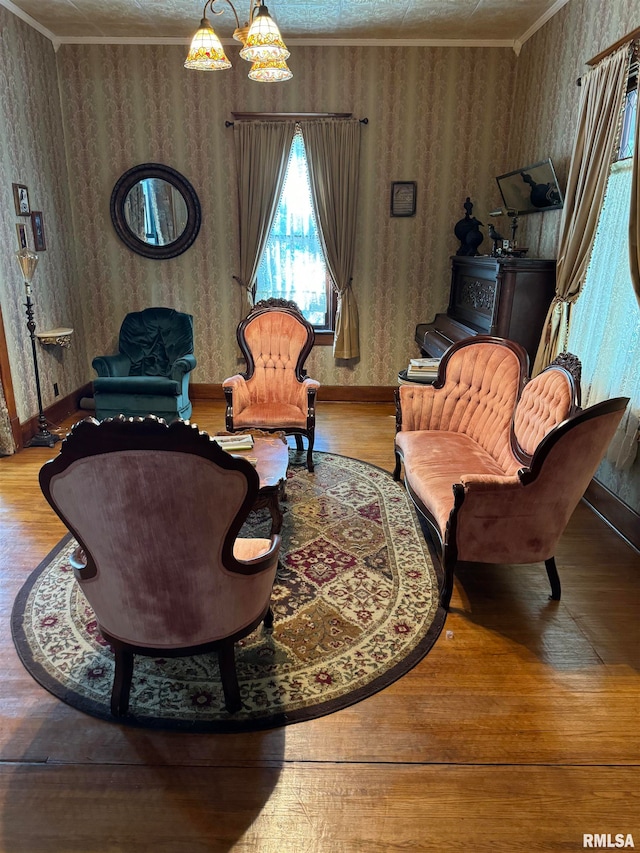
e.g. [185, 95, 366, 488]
[0, 401, 638, 852]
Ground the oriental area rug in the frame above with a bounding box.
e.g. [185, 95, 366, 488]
[12, 452, 445, 732]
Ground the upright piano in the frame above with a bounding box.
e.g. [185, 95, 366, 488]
[415, 255, 556, 366]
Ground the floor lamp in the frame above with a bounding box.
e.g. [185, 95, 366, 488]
[15, 247, 60, 448]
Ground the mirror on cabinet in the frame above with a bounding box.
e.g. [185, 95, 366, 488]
[110, 164, 201, 259]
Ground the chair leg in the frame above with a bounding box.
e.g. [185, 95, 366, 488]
[264, 605, 274, 630]
[217, 641, 242, 713]
[306, 431, 315, 473]
[294, 434, 304, 451]
[545, 557, 561, 600]
[440, 554, 455, 611]
[393, 451, 402, 481]
[111, 645, 134, 717]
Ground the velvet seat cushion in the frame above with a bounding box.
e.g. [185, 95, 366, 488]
[231, 402, 307, 429]
[93, 375, 181, 396]
[233, 538, 274, 561]
[395, 430, 519, 534]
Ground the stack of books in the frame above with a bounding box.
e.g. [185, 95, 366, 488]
[213, 433, 254, 452]
[406, 358, 440, 381]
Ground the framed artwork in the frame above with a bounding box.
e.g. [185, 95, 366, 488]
[390, 181, 417, 217]
[31, 211, 46, 251]
[12, 183, 31, 216]
[16, 223, 28, 250]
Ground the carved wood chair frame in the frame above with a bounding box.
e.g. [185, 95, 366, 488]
[39, 415, 280, 716]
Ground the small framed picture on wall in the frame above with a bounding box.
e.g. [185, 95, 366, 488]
[16, 223, 28, 250]
[12, 183, 31, 216]
[390, 181, 417, 217]
[31, 210, 46, 251]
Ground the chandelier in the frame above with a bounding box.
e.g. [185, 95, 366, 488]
[185, 0, 292, 82]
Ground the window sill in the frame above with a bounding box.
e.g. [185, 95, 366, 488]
[314, 332, 335, 347]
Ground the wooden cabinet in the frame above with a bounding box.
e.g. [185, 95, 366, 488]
[415, 255, 556, 366]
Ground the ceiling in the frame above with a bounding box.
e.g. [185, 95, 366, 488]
[3, 0, 569, 50]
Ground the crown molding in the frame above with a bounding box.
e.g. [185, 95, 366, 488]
[50, 35, 516, 51]
[513, 0, 570, 55]
[1, 0, 568, 56]
[0, 0, 60, 47]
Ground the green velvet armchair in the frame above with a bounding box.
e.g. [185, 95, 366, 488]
[92, 307, 196, 423]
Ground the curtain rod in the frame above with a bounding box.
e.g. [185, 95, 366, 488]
[586, 26, 640, 67]
[577, 32, 639, 86]
[225, 113, 368, 127]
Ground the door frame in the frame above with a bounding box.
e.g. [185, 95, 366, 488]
[0, 301, 22, 450]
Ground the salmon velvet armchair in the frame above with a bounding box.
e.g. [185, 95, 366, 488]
[223, 299, 320, 471]
[39, 415, 281, 716]
[92, 307, 196, 423]
[394, 336, 628, 609]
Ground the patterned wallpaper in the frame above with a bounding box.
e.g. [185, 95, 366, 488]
[0, 0, 637, 506]
[53, 42, 517, 391]
[0, 7, 88, 425]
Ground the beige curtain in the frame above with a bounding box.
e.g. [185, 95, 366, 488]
[532, 44, 630, 375]
[629, 55, 640, 306]
[0, 382, 15, 455]
[233, 120, 296, 320]
[301, 119, 361, 360]
[126, 183, 145, 241]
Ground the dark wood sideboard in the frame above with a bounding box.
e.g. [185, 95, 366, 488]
[415, 255, 556, 366]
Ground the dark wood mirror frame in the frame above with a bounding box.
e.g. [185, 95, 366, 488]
[110, 163, 201, 260]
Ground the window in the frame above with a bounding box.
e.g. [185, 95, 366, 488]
[617, 76, 637, 160]
[255, 128, 334, 331]
[567, 67, 639, 470]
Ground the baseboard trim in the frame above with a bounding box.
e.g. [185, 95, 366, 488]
[190, 383, 226, 401]
[19, 382, 92, 447]
[10, 415, 21, 451]
[318, 386, 396, 403]
[190, 383, 396, 403]
[583, 477, 640, 552]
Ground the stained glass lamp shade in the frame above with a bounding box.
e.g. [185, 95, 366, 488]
[248, 58, 293, 82]
[184, 18, 232, 70]
[239, 4, 289, 63]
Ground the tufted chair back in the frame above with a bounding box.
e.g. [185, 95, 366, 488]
[513, 357, 581, 457]
[399, 337, 529, 471]
[242, 309, 313, 405]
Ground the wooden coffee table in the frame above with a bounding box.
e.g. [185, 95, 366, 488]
[218, 431, 289, 534]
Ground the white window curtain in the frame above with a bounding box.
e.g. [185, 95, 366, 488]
[532, 45, 630, 375]
[567, 157, 640, 469]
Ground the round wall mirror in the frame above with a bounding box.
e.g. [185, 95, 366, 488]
[110, 163, 201, 260]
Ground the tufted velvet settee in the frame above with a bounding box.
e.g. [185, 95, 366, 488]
[394, 336, 628, 609]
